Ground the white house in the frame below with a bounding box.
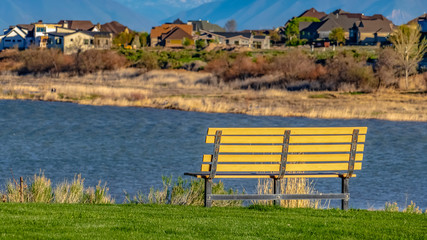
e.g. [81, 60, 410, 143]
[0, 26, 28, 50]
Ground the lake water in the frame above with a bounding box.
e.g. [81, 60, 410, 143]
[0, 100, 426, 209]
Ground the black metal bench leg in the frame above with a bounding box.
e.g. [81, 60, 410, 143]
[205, 178, 213, 207]
[342, 177, 349, 210]
[274, 178, 281, 206]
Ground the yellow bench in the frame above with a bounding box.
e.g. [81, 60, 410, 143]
[185, 127, 368, 209]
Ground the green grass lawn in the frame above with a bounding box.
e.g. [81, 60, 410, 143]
[0, 204, 425, 239]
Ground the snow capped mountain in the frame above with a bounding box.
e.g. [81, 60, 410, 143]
[1, 0, 425, 33]
[165, 0, 427, 30]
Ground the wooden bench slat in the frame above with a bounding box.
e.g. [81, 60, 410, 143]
[201, 162, 362, 172]
[219, 144, 364, 153]
[205, 135, 366, 144]
[202, 153, 364, 163]
[207, 127, 368, 135]
[185, 172, 357, 179]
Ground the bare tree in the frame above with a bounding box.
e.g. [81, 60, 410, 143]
[225, 19, 237, 32]
[389, 24, 427, 89]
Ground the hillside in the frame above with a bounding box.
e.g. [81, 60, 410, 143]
[0, 0, 155, 31]
[165, 0, 427, 30]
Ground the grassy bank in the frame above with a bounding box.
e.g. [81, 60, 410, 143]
[0, 204, 425, 239]
[0, 69, 426, 121]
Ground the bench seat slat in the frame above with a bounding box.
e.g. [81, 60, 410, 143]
[202, 154, 364, 163]
[201, 162, 362, 172]
[219, 144, 364, 153]
[206, 135, 366, 144]
[184, 172, 356, 178]
[207, 127, 368, 135]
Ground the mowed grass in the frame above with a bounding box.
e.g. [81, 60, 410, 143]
[0, 204, 425, 239]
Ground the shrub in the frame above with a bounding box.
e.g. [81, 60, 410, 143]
[18, 48, 73, 76]
[376, 47, 400, 88]
[134, 51, 160, 71]
[270, 49, 320, 84]
[323, 52, 377, 91]
[75, 50, 127, 74]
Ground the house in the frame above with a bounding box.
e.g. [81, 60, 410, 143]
[160, 27, 194, 48]
[188, 20, 225, 33]
[349, 19, 394, 45]
[298, 8, 327, 20]
[0, 26, 28, 50]
[101, 21, 130, 36]
[24, 20, 62, 48]
[408, 13, 427, 38]
[209, 32, 252, 46]
[252, 35, 270, 49]
[199, 31, 270, 49]
[150, 19, 193, 46]
[297, 9, 394, 44]
[47, 31, 112, 54]
[58, 20, 98, 31]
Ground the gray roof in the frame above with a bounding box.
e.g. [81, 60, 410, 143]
[211, 32, 252, 39]
[317, 13, 358, 32]
[353, 20, 394, 33]
[253, 35, 267, 39]
[48, 31, 111, 37]
[190, 20, 225, 32]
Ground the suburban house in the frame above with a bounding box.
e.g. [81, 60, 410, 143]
[150, 19, 193, 46]
[159, 27, 194, 48]
[408, 13, 427, 38]
[297, 9, 394, 45]
[0, 26, 28, 50]
[32, 21, 62, 48]
[47, 31, 112, 54]
[101, 21, 130, 36]
[188, 20, 225, 33]
[348, 19, 394, 45]
[298, 8, 327, 20]
[58, 20, 99, 31]
[198, 31, 270, 49]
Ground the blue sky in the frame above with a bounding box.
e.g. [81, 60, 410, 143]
[114, 0, 215, 22]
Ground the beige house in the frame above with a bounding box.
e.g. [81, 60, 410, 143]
[47, 31, 112, 54]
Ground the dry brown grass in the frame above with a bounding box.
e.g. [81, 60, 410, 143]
[256, 178, 323, 208]
[1, 69, 426, 121]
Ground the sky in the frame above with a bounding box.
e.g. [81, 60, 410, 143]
[114, 0, 215, 22]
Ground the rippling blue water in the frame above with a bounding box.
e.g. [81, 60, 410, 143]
[0, 100, 426, 209]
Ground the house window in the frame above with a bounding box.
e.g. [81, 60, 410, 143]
[98, 40, 100, 45]
[70, 38, 73, 42]
[84, 39, 89, 45]
[105, 40, 108, 44]
[56, 38, 62, 44]
[36, 27, 46, 33]
[12, 40, 15, 42]
[234, 41, 239, 45]
[17, 40, 22, 42]
[90, 39, 94, 45]
[5, 40, 11, 42]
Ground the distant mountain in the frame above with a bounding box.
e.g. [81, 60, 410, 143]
[0, 0, 155, 32]
[165, 0, 427, 30]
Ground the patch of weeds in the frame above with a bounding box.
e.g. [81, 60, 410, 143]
[308, 93, 336, 99]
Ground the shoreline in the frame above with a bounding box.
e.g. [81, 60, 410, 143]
[1, 69, 426, 122]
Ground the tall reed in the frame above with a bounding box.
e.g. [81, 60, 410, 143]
[256, 178, 323, 208]
[30, 172, 53, 203]
[125, 176, 241, 207]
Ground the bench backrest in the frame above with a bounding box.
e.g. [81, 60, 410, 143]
[201, 127, 367, 179]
